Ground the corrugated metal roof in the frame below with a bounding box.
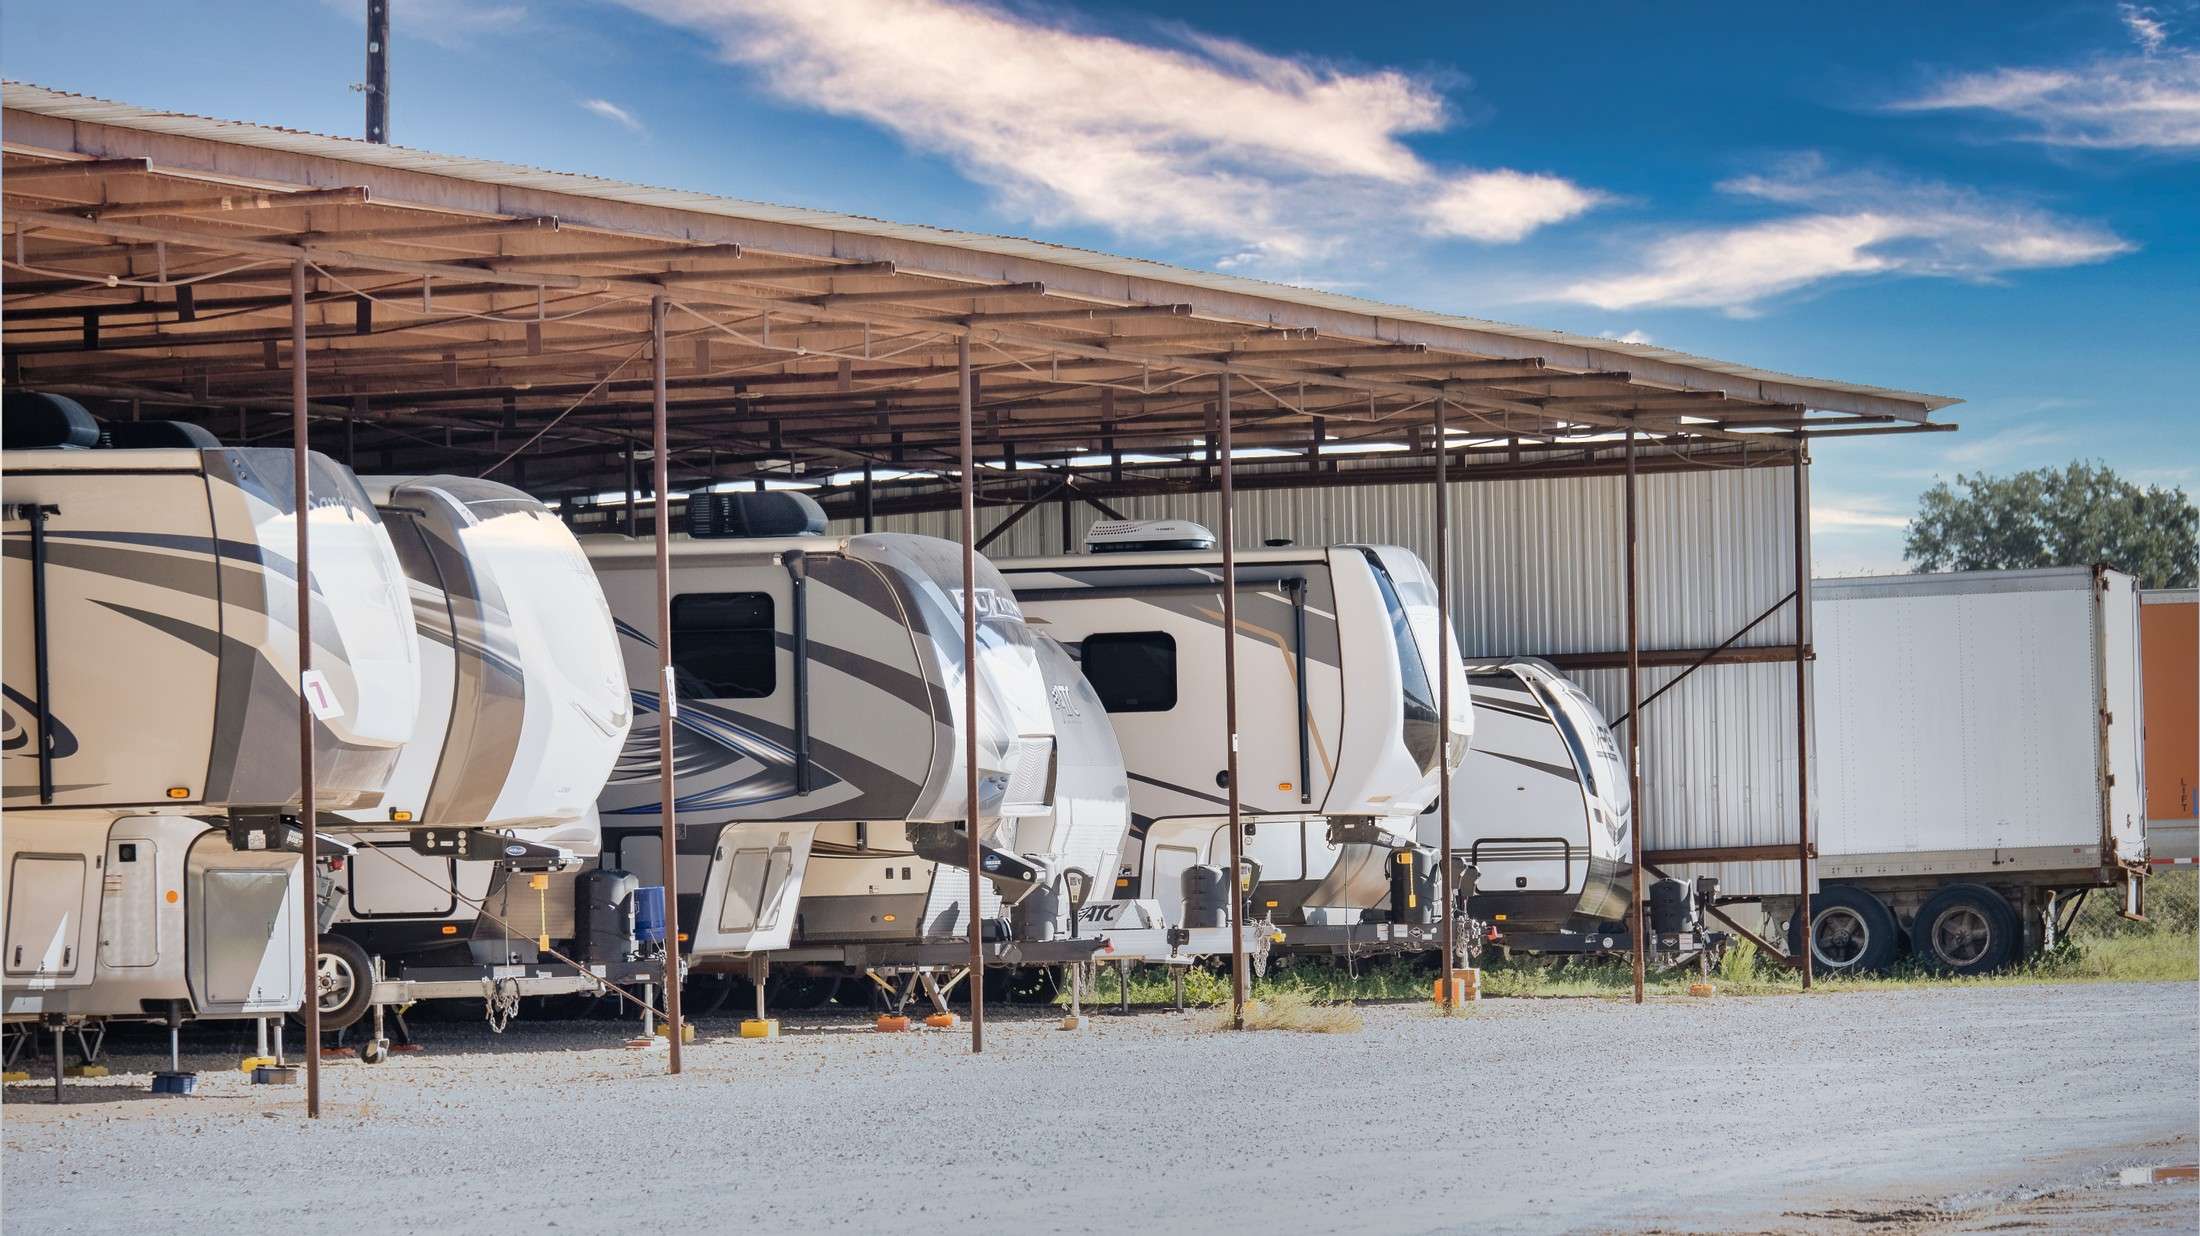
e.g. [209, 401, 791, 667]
[1, 81, 1958, 416]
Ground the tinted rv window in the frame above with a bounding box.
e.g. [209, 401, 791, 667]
[1360, 552, 1442, 776]
[671, 592, 776, 699]
[1080, 632, 1176, 713]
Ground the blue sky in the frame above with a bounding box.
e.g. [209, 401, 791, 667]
[6, 0, 2195, 571]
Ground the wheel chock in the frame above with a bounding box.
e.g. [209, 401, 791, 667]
[737, 1018, 779, 1039]
[238, 1055, 277, 1073]
[874, 1014, 911, 1032]
[922, 1012, 958, 1029]
[63, 1063, 110, 1078]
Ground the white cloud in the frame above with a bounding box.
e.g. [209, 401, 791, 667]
[617, 0, 1601, 265]
[1555, 159, 2130, 312]
[318, 0, 526, 48]
[2122, 3, 2171, 55]
[1892, 9, 2200, 151]
[1420, 170, 1604, 242]
[581, 98, 645, 132]
[1599, 328, 1653, 344]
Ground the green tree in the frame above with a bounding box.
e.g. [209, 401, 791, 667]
[1904, 461, 2197, 588]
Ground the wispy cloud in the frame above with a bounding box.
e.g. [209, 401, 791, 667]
[2122, 3, 2171, 55]
[1598, 328, 1653, 345]
[318, 0, 526, 48]
[618, 0, 1601, 269]
[1891, 7, 2200, 150]
[581, 98, 645, 132]
[1939, 422, 2077, 467]
[1553, 157, 2130, 313]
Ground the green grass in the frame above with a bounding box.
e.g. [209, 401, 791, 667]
[1059, 903, 2196, 1009]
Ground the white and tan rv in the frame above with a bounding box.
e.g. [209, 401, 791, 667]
[2, 394, 420, 1037]
[588, 492, 1096, 1006]
[996, 520, 1473, 956]
[320, 476, 636, 1036]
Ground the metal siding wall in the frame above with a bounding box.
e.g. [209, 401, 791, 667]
[834, 457, 1805, 895]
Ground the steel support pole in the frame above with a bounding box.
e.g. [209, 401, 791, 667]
[861, 462, 876, 533]
[1220, 374, 1246, 1030]
[958, 336, 986, 1053]
[651, 295, 685, 1071]
[292, 262, 322, 1116]
[1435, 398, 1457, 1010]
[364, 0, 390, 143]
[1625, 426, 1645, 1005]
[1793, 442, 1814, 989]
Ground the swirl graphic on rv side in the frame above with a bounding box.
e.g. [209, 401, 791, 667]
[0, 682, 81, 761]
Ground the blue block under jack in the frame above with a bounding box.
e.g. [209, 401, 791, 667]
[151, 1071, 197, 1096]
[634, 884, 667, 947]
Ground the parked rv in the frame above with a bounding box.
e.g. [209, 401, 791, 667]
[320, 476, 642, 1043]
[996, 520, 1473, 959]
[2, 394, 420, 1038]
[1790, 567, 2149, 975]
[587, 492, 1101, 1013]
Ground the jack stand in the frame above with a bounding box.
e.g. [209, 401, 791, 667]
[1059, 963, 1087, 1031]
[153, 1006, 197, 1095]
[50, 1021, 65, 1104]
[1172, 965, 1187, 1013]
[740, 955, 779, 1039]
[917, 971, 958, 1028]
[1115, 959, 1132, 1014]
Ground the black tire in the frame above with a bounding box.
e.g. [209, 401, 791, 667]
[766, 974, 840, 1011]
[1910, 884, 2020, 975]
[294, 934, 375, 1033]
[1786, 886, 1901, 975]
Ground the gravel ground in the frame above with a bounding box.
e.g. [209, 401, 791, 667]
[5, 981, 2195, 1235]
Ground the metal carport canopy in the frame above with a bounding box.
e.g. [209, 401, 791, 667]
[3, 81, 1956, 511]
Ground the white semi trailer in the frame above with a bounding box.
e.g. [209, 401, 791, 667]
[1789, 566, 2149, 976]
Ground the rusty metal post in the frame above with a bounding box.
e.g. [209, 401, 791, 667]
[950, 336, 985, 1046]
[1220, 373, 1246, 1030]
[958, 335, 986, 1053]
[1435, 397, 1457, 1010]
[1793, 441, 1814, 988]
[291, 261, 322, 1116]
[651, 295, 685, 1070]
[1625, 425, 1645, 1005]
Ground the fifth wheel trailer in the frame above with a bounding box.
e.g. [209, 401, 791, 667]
[1784, 566, 2149, 976]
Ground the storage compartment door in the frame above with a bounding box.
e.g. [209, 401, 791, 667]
[5, 854, 89, 979]
[99, 837, 161, 968]
[192, 865, 303, 1012]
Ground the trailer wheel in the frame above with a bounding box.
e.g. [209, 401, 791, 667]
[1911, 884, 2019, 975]
[1786, 886, 1900, 975]
[292, 935, 375, 1033]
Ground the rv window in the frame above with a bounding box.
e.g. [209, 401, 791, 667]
[1080, 632, 1177, 713]
[671, 592, 776, 699]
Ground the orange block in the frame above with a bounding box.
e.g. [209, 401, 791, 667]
[1432, 970, 1482, 1007]
[875, 1014, 912, 1032]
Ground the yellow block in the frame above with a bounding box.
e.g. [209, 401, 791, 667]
[1, 1071, 29, 1083]
[239, 1055, 278, 1073]
[64, 1063, 110, 1078]
[652, 1022, 698, 1044]
[737, 1018, 780, 1039]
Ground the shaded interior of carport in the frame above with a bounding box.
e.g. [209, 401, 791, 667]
[1, 84, 1961, 1114]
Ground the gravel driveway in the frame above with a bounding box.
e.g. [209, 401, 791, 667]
[6, 981, 2194, 1234]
